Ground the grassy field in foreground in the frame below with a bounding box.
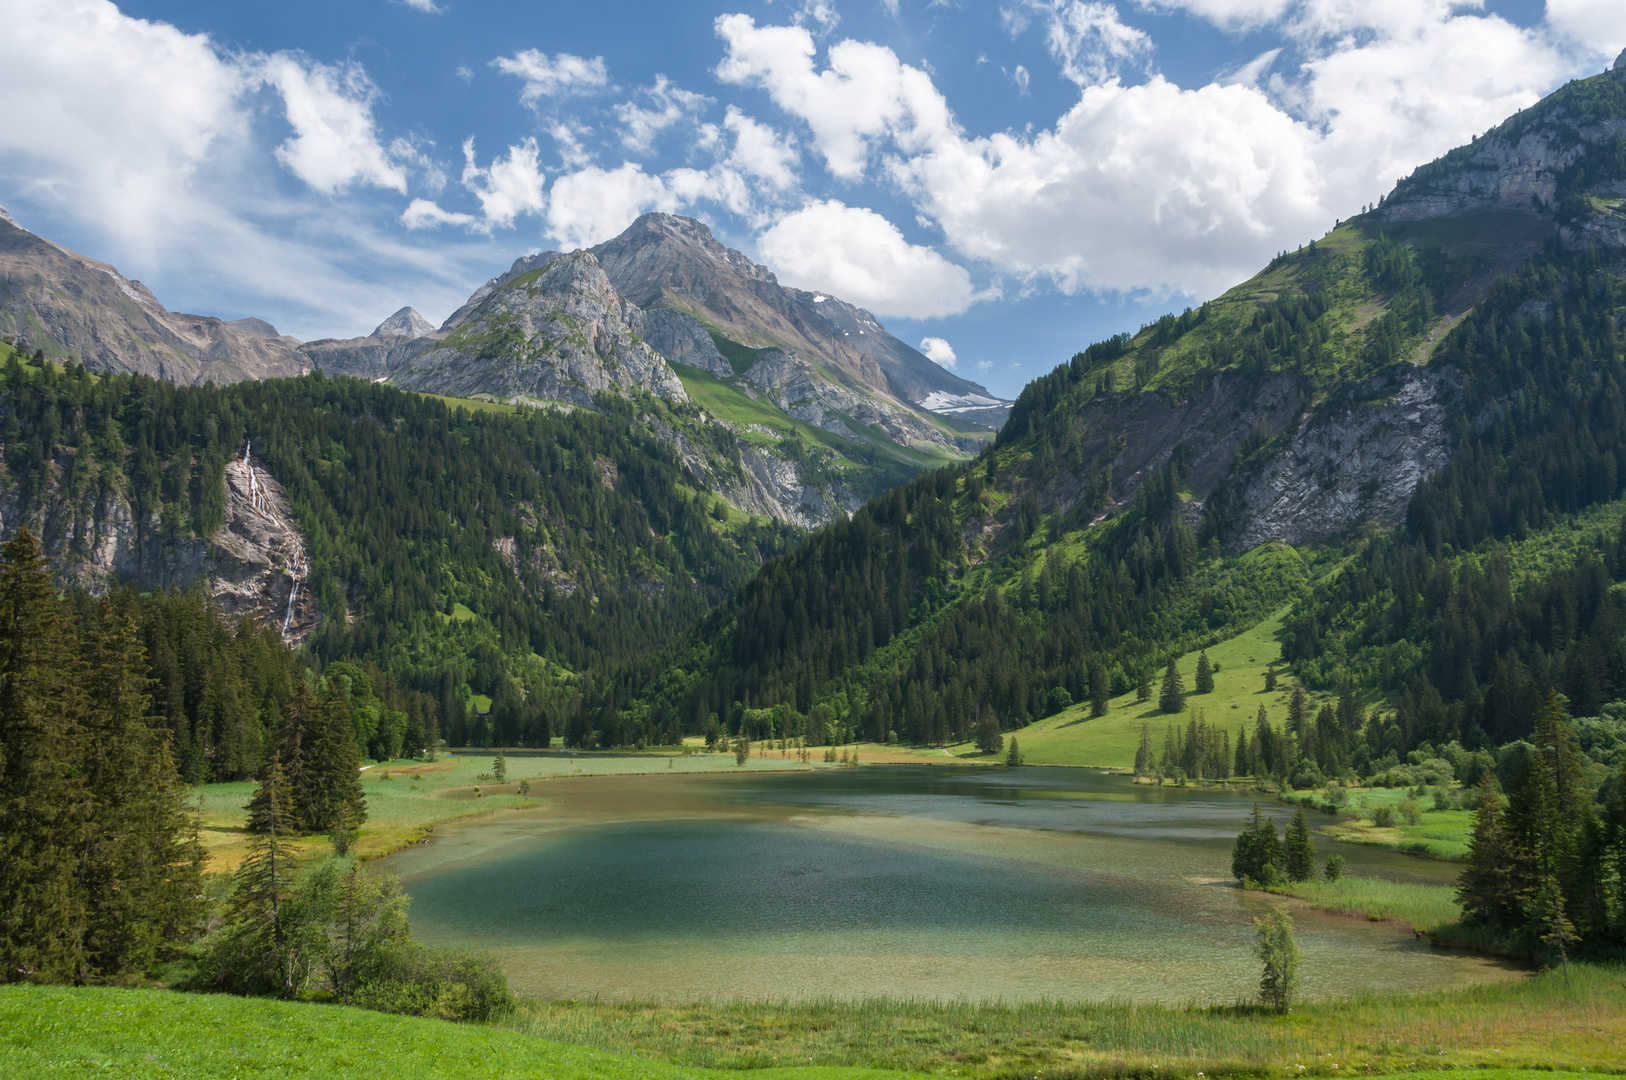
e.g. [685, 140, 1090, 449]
[0, 985, 922, 1080]
[1000, 606, 1302, 768]
[508, 965, 1622, 1077]
[6, 976, 1621, 1080]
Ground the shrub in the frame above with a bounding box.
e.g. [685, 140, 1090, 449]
[1324, 853, 1344, 881]
[1371, 806, 1396, 828]
[1398, 799, 1423, 826]
[344, 944, 513, 1022]
[1288, 759, 1326, 790]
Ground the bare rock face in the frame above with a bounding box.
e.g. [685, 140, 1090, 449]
[0, 446, 318, 643]
[392, 251, 687, 407]
[1037, 365, 1458, 552]
[1226, 366, 1462, 550]
[632, 307, 735, 377]
[590, 213, 1006, 420]
[0, 210, 308, 384]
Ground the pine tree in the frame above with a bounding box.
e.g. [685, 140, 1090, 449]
[1284, 807, 1316, 882]
[1194, 651, 1214, 694]
[1134, 722, 1153, 776]
[1458, 775, 1522, 930]
[75, 598, 203, 983]
[1090, 661, 1110, 717]
[1254, 909, 1302, 1013]
[492, 750, 507, 783]
[1286, 683, 1308, 734]
[1006, 737, 1022, 767]
[307, 682, 367, 838]
[1235, 725, 1250, 776]
[1264, 667, 1277, 693]
[0, 528, 89, 983]
[1232, 804, 1283, 883]
[1135, 668, 1152, 702]
[1159, 657, 1185, 714]
[224, 754, 311, 997]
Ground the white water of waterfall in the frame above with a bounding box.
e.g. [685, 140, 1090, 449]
[240, 440, 308, 640]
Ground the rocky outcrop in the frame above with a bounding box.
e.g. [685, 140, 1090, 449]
[1038, 364, 1459, 552]
[0, 208, 308, 384]
[738, 348, 971, 451]
[1378, 65, 1626, 252]
[591, 213, 1008, 424]
[392, 251, 686, 407]
[632, 307, 735, 377]
[1226, 366, 1462, 550]
[0, 446, 318, 643]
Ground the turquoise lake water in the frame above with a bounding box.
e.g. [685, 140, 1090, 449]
[385, 765, 1524, 1003]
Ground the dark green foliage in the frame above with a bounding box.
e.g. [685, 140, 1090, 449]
[1159, 657, 1185, 713]
[1194, 651, 1214, 694]
[250, 681, 367, 838]
[1135, 722, 1153, 776]
[0, 529, 202, 986]
[1232, 804, 1284, 884]
[1006, 737, 1022, 767]
[1283, 808, 1317, 882]
[0, 365, 794, 754]
[1324, 853, 1345, 882]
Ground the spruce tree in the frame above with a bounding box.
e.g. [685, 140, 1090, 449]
[1090, 661, 1110, 718]
[1006, 737, 1022, 767]
[1286, 683, 1308, 734]
[225, 754, 311, 997]
[0, 528, 89, 983]
[1457, 775, 1522, 930]
[1194, 651, 1214, 694]
[1159, 657, 1185, 714]
[1135, 668, 1152, 702]
[76, 598, 203, 983]
[1134, 723, 1153, 776]
[1284, 807, 1316, 882]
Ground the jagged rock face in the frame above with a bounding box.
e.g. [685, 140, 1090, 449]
[441, 251, 565, 331]
[1038, 366, 1457, 551]
[633, 307, 735, 377]
[392, 251, 686, 407]
[300, 332, 437, 382]
[1226, 366, 1462, 550]
[591, 213, 1005, 417]
[0, 448, 318, 643]
[373, 306, 435, 339]
[1378, 68, 1626, 249]
[0, 210, 308, 384]
[740, 348, 941, 446]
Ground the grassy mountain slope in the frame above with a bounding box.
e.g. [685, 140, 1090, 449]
[599, 65, 1626, 766]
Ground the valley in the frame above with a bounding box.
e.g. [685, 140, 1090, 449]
[2, 38, 1626, 1080]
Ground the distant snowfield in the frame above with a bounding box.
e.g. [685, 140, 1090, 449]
[916, 390, 1009, 414]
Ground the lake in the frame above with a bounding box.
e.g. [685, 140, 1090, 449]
[385, 764, 1524, 1003]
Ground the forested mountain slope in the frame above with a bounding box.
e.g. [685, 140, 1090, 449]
[0, 342, 795, 761]
[596, 63, 1626, 760]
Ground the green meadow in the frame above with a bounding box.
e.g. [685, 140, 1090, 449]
[7, 968, 1622, 1079]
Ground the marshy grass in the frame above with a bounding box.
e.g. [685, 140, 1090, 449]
[503, 965, 1624, 1077]
[1265, 877, 1463, 933]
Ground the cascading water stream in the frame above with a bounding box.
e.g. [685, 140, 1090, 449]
[240, 439, 308, 640]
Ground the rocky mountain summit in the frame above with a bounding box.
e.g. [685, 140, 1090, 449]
[0, 207, 308, 384]
[393, 251, 686, 407]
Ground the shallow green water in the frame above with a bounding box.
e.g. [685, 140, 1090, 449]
[386, 766, 1524, 1003]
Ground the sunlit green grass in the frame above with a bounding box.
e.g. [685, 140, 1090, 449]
[1264, 876, 1463, 933]
[506, 965, 1624, 1078]
[1012, 606, 1303, 768]
[0, 985, 925, 1080]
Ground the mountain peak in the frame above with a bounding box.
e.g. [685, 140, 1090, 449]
[373, 306, 435, 339]
[225, 317, 284, 340]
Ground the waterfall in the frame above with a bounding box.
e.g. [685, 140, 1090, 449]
[240, 441, 308, 640]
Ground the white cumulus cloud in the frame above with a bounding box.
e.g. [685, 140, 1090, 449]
[491, 50, 609, 106]
[615, 76, 712, 153]
[459, 137, 548, 229]
[919, 336, 957, 367]
[546, 162, 677, 248]
[261, 55, 408, 195]
[1016, 1, 1154, 87]
[756, 200, 977, 319]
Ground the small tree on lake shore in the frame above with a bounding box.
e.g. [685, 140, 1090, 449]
[1006, 737, 1022, 767]
[1254, 909, 1302, 1013]
[1284, 807, 1316, 882]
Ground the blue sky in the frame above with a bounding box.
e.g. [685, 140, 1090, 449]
[0, 0, 1617, 399]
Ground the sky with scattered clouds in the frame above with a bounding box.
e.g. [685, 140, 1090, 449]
[0, 0, 1619, 398]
